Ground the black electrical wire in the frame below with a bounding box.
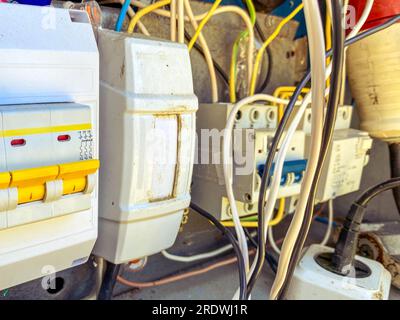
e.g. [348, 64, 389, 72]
[244, 227, 258, 248]
[277, 0, 346, 300]
[98, 262, 121, 300]
[389, 143, 400, 214]
[254, 20, 273, 94]
[189, 202, 248, 300]
[331, 177, 400, 274]
[184, 30, 230, 89]
[256, 46, 272, 94]
[246, 13, 400, 296]
[244, 228, 278, 273]
[355, 177, 400, 207]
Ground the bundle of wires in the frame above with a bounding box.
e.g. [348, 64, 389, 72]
[271, 0, 343, 300]
[274, 0, 376, 300]
[246, 3, 399, 300]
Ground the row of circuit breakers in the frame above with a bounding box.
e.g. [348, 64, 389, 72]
[0, 4, 372, 290]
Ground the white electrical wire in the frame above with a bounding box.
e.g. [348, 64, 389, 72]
[162, 245, 232, 263]
[177, 0, 184, 43]
[347, 0, 374, 38]
[162, 231, 257, 263]
[170, 0, 177, 41]
[268, 226, 281, 255]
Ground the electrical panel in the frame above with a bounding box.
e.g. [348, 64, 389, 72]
[314, 129, 373, 202]
[192, 103, 372, 220]
[192, 103, 305, 220]
[0, 4, 99, 290]
[93, 30, 198, 264]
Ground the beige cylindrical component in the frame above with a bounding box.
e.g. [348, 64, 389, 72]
[347, 24, 400, 143]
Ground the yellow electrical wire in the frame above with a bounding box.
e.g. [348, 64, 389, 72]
[229, 35, 240, 103]
[127, 0, 171, 34]
[325, 7, 332, 87]
[249, 3, 304, 95]
[273, 86, 310, 120]
[187, 0, 222, 51]
[221, 220, 258, 228]
[221, 197, 286, 228]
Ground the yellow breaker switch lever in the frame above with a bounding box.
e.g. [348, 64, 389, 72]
[0, 172, 11, 189]
[10, 166, 59, 204]
[0, 159, 99, 205]
[59, 160, 99, 195]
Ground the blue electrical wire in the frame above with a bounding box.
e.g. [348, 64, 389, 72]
[315, 216, 339, 228]
[115, 0, 131, 32]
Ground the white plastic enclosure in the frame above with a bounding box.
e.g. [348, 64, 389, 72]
[94, 30, 198, 263]
[0, 4, 99, 290]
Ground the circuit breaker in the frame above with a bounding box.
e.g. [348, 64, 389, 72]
[192, 103, 372, 220]
[0, 4, 99, 290]
[93, 30, 198, 263]
[192, 103, 305, 219]
[314, 129, 372, 202]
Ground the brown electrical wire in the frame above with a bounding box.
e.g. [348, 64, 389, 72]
[117, 249, 257, 289]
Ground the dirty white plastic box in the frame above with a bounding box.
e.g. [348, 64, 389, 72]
[94, 30, 198, 263]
